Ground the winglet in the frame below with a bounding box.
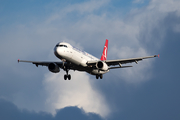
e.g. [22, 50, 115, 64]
[100, 39, 108, 61]
[154, 54, 160, 58]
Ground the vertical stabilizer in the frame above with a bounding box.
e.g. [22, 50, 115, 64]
[100, 39, 108, 61]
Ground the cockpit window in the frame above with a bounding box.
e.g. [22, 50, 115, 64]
[56, 44, 68, 48]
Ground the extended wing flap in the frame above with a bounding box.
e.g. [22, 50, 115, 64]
[109, 66, 133, 69]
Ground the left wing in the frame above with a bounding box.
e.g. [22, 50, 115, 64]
[87, 55, 159, 68]
[105, 55, 158, 66]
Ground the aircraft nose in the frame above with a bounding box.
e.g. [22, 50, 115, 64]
[54, 46, 59, 56]
[54, 46, 63, 57]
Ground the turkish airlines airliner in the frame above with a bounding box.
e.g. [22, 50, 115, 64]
[18, 39, 158, 80]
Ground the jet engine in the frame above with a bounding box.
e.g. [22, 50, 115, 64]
[96, 61, 108, 71]
[48, 63, 60, 73]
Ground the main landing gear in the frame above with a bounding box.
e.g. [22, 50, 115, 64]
[96, 74, 103, 79]
[64, 69, 71, 80]
[64, 74, 71, 80]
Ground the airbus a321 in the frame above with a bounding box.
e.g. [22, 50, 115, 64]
[18, 39, 158, 80]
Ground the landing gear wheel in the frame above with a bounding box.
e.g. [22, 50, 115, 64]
[96, 75, 99, 79]
[64, 75, 67, 80]
[100, 74, 103, 79]
[68, 75, 71, 80]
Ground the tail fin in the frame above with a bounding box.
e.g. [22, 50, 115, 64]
[100, 39, 108, 61]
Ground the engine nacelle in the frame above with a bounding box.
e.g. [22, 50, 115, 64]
[48, 63, 60, 73]
[96, 61, 108, 71]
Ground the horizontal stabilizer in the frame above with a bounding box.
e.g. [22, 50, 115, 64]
[109, 66, 133, 69]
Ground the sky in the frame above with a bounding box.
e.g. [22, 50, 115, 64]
[0, 0, 180, 119]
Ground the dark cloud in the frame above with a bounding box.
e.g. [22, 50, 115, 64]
[96, 9, 180, 120]
[0, 99, 103, 120]
[55, 107, 103, 120]
[107, 37, 180, 120]
[138, 11, 180, 53]
[0, 99, 52, 120]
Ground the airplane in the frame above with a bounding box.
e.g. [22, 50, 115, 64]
[18, 39, 159, 80]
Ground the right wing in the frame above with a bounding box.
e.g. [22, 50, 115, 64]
[18, 59, 84, 71]
[18, 59, 67, 68]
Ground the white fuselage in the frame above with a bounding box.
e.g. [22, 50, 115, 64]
[54, 42, 109, 75]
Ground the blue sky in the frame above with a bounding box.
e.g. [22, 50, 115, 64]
[0, 0, 180, 120]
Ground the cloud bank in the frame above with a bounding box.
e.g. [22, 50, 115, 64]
[0, 98, 103, 120]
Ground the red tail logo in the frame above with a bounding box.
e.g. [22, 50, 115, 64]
[100, 39, 108, 61]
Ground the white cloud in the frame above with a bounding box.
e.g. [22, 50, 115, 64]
[149, 0, 180, 15]
[43, 71, 110, 118]
[45, 0, 109, 24]
[133, 0, 144, 4]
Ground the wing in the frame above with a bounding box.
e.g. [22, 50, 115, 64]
[18, 59, 82, 71]
[18, 59, 64, 68]
[105, 55, 158, 66]
[87, 55, 159, 68]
